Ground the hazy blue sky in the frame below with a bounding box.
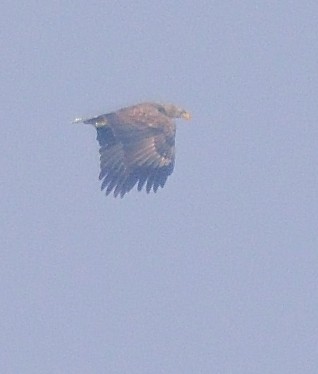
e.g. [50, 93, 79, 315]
[1, 1, 318, 373]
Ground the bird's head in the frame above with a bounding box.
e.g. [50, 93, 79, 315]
[157, 103, 192, 121]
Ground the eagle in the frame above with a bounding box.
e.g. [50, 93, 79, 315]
[74, 102, 191, 198]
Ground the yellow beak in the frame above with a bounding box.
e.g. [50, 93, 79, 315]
[182, 111, 192, 120]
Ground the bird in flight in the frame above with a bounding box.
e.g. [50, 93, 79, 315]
[74, 102, 191, 198]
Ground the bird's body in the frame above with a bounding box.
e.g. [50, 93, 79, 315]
[74, 102, 191, 198]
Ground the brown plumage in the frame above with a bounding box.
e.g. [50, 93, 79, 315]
[74, 102, 191, 198]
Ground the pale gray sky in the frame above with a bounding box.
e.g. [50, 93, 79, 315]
[1, 1, 318, 373]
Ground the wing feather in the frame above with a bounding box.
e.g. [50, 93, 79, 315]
[94, 106, 176, 197]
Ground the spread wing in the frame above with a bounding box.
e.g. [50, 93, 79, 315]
[95, 109, 176, 198]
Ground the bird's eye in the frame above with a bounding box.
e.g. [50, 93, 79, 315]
[157, 106, 166, 114]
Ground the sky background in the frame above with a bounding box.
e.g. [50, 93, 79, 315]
[1, 1, 318, 373]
